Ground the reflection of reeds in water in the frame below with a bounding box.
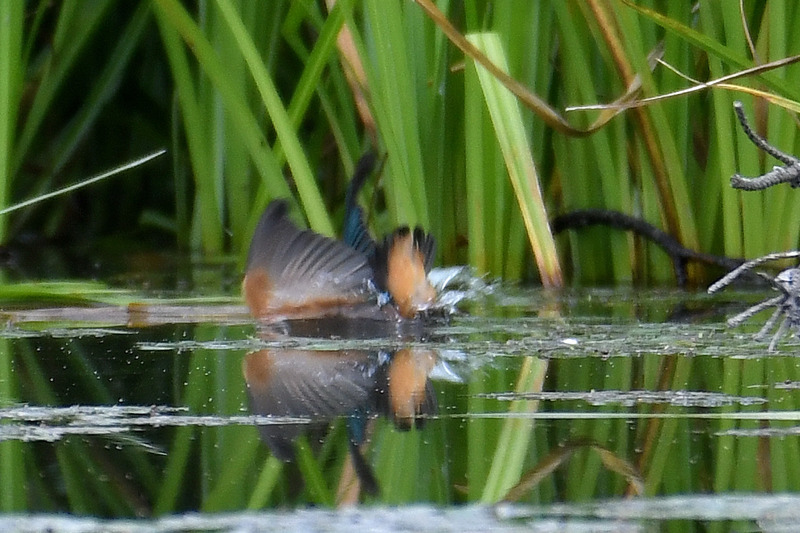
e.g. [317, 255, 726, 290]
[5, 292, 800, 517]
[4, 2, 800, 286]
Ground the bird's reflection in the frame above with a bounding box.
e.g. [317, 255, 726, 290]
[242, 343, 438, 496]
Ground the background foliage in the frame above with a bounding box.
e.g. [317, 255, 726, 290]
[2, 0, 800, 286]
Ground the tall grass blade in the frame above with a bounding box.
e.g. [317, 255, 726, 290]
[215, 0, 334, 236]
[285, 0, 355, 141]
[464, 63, 491, 274]
[357, 0, 429, 227]
[467, 33, 562, 287]
[622, 1, 800, 102]
[0, 0, 23, 240]
[416, 0, 633, 136]
[154, 9, 221, 254]
[13, 1, 114, 178]
[153, 0, 297, 250]
[43, 2, 152, 182]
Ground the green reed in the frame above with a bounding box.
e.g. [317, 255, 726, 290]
[2, 1, 800, 284]
[0, 0, 23, 242]
[168, 0, 783, 283]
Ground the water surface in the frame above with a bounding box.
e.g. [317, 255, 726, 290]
[1, 272, 798, 531]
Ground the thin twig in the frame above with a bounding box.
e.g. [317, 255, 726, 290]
[731, 165, 800, 190]
[768, 318, 791, 352]
[708, 251, 800, 293]
[733, 101, 799, 165]
[727, 295, 783, 328]
[753, 304, 784, 337]
[0, 149, 167, 216]
[730, 102, 800, 190]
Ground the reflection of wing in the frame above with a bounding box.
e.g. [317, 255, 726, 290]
[242, 201, 374, 319]
[242, 349, 377, 461]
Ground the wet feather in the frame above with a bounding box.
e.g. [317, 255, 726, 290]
[243, 200, 374, 318]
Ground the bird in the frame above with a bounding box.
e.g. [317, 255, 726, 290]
[242, 153, 437, 322]
[240, 154, 442, 498]
[343, 153, 437, 318]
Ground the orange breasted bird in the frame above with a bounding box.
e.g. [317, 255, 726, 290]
[344, 153, 437, 318]
[242, 153, 437, 321]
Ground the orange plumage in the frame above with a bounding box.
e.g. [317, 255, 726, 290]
[384, 229, 437, 318]
[242, 200, 374, 320]
[242, 155, 438, 321]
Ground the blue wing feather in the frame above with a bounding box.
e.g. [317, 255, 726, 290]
[344, 152, 378, 259]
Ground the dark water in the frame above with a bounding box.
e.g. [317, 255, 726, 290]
[2, 266, 800, 531]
